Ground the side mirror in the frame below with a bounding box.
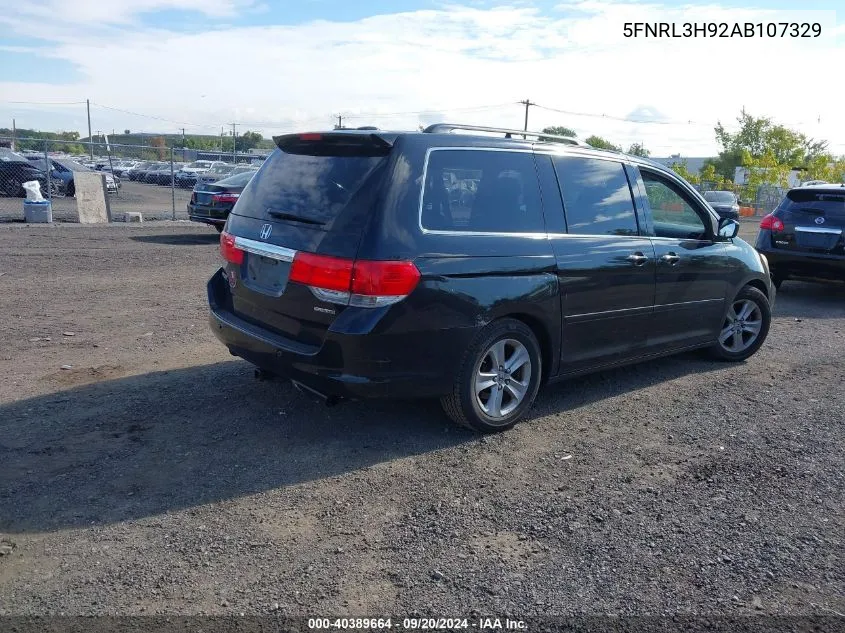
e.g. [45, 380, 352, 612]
[718, 217, 739, 239]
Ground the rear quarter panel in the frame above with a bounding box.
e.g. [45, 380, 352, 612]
[356, 135, 562, 377]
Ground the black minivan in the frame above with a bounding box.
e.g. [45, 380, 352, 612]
[208, 124, 775, 432]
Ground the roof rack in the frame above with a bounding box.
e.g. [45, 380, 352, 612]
[423, 123, 590, 148]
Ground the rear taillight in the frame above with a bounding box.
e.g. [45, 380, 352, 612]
[760, 214, 784, 232]
[212, 193, 239, 204]
[289, 252, 354, 293]
[219, 231, 244, 265]
[289, 252, 420, 307]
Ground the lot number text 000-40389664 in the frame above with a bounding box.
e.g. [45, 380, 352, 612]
[623, 22, 821, 38]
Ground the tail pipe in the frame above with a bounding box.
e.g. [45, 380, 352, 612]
[291, 379, 342, 407]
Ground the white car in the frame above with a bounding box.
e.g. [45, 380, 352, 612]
[175, 160, 226, 187]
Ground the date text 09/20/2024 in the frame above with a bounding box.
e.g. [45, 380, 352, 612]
[623, 22, 821, 38]
[307, 618, 527, 630]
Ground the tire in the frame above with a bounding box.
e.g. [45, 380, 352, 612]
[440, 318, 542, 433]
[67, 181, 75, 197]
[709, 286, 771, 362]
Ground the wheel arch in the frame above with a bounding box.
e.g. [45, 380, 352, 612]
[501, 312, 555, 384]
[743, 277, 770, 300]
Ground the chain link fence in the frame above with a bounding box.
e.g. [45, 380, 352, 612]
[696, 180, 787, 216]
[1, 136, 268, 224]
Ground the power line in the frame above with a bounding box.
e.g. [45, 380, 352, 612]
[90, 102, 221, 129]
[340, 102, 516, 120]
[533, 103, 712, 127]
[0, 100, 87, 105]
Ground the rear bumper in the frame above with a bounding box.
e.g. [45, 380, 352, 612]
[190, 215, 225, 227]
[757, 231, 845, 282]
[188, 202, 230, 225]
[207, 269, 475, 399]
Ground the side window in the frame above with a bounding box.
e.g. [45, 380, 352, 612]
[641, 170, 709, 240]
[421, 150, 544, 233]
[552, 156, 638, 236]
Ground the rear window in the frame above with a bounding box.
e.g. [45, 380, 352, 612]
[779, 189, 845, 219]
[704, 191, 736, 203]
[217, 171, 255, 187]
[421, 149, 544, 233]
[234, 143, 387, 225]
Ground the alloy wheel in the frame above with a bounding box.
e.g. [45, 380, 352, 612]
[475, 338, 532, 421]
[719, 299, 763, 353]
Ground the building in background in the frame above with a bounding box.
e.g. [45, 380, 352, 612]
[650, 155, 712, 175]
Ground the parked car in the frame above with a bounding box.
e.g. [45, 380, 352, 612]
[756, 184, 845, 288]
[0, 153, 49, 197]
[208, 124, 775, 433]
[151, 163, 177, 186]
[143, 163, 171, 184]
[703, 190, 740, 220]
[111, 161, 139, 177]
[176, 160, 223, 188]
[25, 156, 118, 195]
[127, 161, 155, 181]
[230, 165, 259, 176]
[188, 170, 255, 231]
[196, 163, 235, 186]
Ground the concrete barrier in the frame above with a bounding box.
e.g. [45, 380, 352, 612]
[74, 173, 112, 223]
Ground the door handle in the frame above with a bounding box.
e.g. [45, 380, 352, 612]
[661, 252, 680, 265]
[626, 252, 649, 266]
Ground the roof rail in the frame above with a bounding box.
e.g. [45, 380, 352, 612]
[423, 123, 590, 148]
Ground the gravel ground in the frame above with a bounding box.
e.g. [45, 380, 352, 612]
[0, 220, 842, 619]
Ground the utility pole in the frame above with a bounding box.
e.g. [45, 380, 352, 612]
[95, 130, 101, 156]
[86, 99, 93, 159]
[335, 115, 343, 130]
[519, 99, 535, 139]
[10, 118, 15, 152]
[219, 126, 224, 161]
[231, 123, 237, 163]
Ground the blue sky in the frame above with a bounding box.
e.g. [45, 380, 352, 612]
[1, 0, 843, 155]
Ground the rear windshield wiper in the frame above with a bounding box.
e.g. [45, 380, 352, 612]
[266, 210, 325, 226]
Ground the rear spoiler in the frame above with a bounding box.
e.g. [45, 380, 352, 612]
[273, 132, 394, 157]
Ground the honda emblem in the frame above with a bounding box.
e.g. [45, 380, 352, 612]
[260, 223, 273, 240]
[814, 216, 825, 225]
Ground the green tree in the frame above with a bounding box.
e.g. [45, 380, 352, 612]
[743, 150, 791, 191]
[585, 135, 621, 151]
[626, 143, 650, 157]
[711, 109, 828, 181]
[236, 131, 263, 152]
[669, 158, 700, 185]
[540, 125, 577, 141]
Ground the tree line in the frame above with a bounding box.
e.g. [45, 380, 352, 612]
[541, 110, 845, 190]
[1, 127, 274, 155]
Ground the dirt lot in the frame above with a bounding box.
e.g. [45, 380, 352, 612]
[0, 220, 842, 618]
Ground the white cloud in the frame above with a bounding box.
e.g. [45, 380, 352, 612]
[1, 0, 842, 155]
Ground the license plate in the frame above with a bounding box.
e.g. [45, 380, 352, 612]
[794, 230, 840, 251]
[245, 254, 290, 295]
